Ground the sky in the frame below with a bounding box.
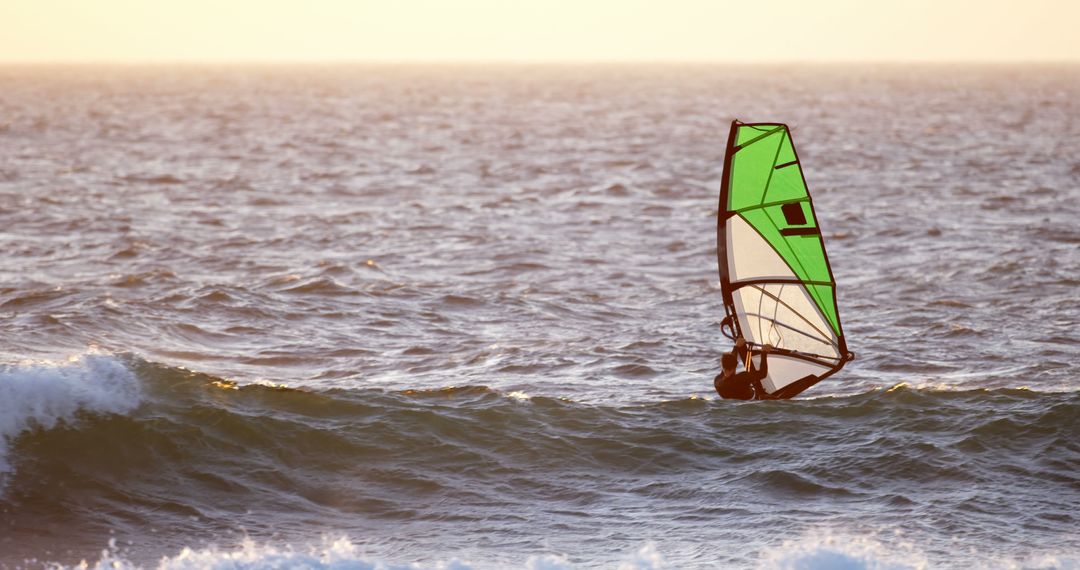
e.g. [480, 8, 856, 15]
[1, 0, 1078, 63]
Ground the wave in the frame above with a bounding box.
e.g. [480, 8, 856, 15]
[2, 354, 1074, 491]
[0, 352, 139, 477]
[1, 353, 1076, 567]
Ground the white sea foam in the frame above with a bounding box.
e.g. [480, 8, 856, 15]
[0, 352, 140, 476]
[55, 538, 671, 570]
[505, 390, 532, 402]
[72, 537, 470, 570]
[618, 543, 669, 570]
[1003, 554, 1080, 570]
[758, 530, 928, 570]
[761, 538, 1080, 570]
[39, 535, 1080, 570]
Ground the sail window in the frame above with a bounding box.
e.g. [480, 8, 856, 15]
[782, 203, 807, 226]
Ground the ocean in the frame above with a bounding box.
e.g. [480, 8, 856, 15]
[0, 64, 1076, 569]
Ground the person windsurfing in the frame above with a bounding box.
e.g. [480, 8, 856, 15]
[714, 337, 771, 400]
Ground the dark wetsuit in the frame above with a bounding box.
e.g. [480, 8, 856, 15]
[714, 350, 768, 400]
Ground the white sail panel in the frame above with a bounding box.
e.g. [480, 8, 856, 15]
[726, 216, 841, 365]
[757, 354, 833, 393]
[725, 215, 795, 283]
[731, 283, 840, 359]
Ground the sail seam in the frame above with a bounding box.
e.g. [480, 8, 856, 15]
[731, 278, 834, 287]
[734, 126, 783, 151]
[734, 196, 809, 214]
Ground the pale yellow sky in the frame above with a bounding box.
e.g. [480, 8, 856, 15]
[1, 0, 1077, 63]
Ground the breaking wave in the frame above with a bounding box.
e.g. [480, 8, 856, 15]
[0, 352, 140, 477]
[0, 352, 1075, 567]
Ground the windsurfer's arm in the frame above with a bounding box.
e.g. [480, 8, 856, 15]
[734, 337, 748, 367]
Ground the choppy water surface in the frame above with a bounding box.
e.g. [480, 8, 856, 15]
[0, 64, 1077, 569]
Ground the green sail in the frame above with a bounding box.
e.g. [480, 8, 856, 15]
[726, 123, 839, 336]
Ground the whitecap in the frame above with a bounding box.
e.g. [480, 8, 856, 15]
[51, 537, 673, 570]
[0, 351, 140, 477]
[758, 530, 928, 570]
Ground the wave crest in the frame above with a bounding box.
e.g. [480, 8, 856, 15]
[0, 352, 140, 476]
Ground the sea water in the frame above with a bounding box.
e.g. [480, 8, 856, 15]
[0, 64, 1076, 568]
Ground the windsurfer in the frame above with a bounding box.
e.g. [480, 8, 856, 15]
[714, 337, 771, 400]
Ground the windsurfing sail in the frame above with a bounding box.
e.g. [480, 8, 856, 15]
[717, 120, 853, 399]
